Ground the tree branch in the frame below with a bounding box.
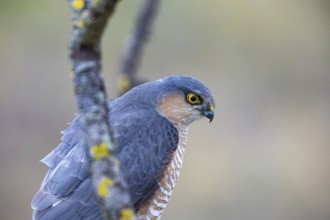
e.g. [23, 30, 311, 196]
[117, 0, 161, 95]
[68, 0, 135, 219]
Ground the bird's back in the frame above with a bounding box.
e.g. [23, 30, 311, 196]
[32, 75, 214, 220]
[32, 99, 179, 220]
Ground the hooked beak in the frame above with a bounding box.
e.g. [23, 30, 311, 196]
[202, 104, 214, 122]
[203, 110, 214, 122]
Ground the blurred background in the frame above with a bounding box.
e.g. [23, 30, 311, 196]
[1, 0, 329, 219]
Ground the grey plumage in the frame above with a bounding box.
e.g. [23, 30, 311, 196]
[32, 75, 214, 220]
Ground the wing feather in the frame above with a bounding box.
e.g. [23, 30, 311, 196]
[32, 101, 178, 219]
[115, 108, 179, 209]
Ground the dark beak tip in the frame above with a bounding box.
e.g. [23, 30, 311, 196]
[203, 111, 214, 123]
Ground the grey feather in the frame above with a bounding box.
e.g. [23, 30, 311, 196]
[32, 103, 178, 219]
[32, 75, 213, 220]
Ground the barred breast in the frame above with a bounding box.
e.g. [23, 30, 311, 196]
[137, 126, 188, 220]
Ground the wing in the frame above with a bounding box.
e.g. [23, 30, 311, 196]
[32, 101, 178, 219]
[31, 116, 103, 220]
[112, 107, 179, 209]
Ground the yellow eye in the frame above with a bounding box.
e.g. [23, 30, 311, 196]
[187, 93, 201, 104]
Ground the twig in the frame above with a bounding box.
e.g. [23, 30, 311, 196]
[68, 0, 135, 219]
[117, 0, 161, 95]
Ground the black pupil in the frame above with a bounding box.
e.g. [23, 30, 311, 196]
[190, 95, 197, 102]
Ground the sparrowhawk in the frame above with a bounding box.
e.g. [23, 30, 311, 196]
[32, 75, 215, 220]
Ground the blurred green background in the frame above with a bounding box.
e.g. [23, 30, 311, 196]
[1, 0, 329, 219]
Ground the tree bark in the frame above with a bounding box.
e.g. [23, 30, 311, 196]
[117, 0, 161, 95]
[68, 0, 135, 219]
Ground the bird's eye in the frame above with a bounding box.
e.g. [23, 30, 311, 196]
[187, 93, 201, 105]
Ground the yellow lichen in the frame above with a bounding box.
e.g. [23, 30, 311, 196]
[69, 69, 74, 78]
[91, 143, 110, 160]
[119, 208, 135, 220]
[72, 0, 84, 10]
[98, 177, 114, 198]
[76, 19, 85, 29]
[118, 75, 131, 94]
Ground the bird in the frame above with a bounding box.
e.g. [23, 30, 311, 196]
[31, 75, 215, 220]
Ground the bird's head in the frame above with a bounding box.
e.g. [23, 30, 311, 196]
[155, 75, 215, 126]
[119, 75, 215, 126]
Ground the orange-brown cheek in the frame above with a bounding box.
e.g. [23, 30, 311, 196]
[157, 93, 193, 124]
